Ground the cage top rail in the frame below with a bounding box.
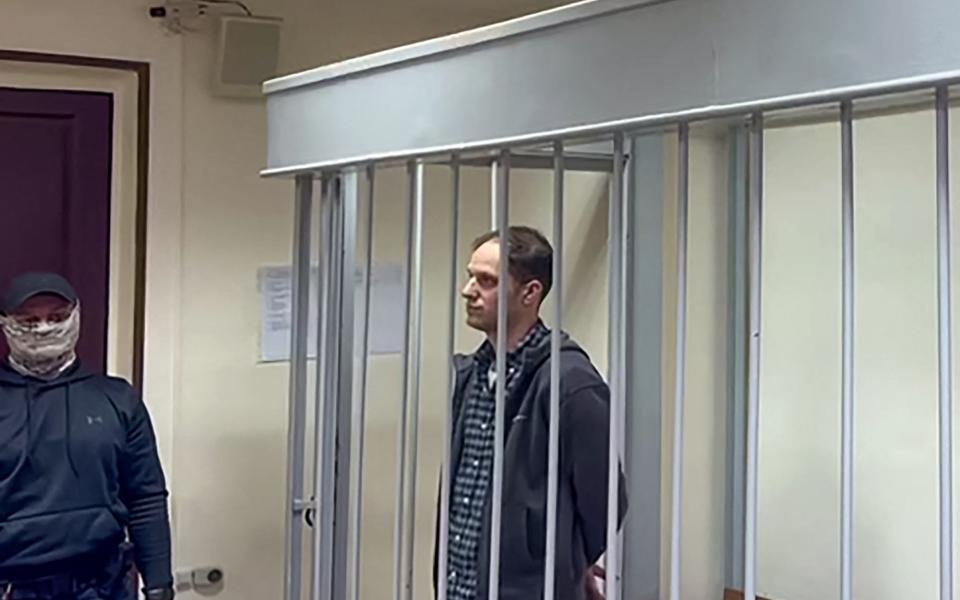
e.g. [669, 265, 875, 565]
[262, 0, 960, 177]
[263, 71, 960, 177]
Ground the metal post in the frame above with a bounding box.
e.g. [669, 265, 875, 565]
[437, 157, 462, 600]
[333, 171, 359, 600]
[491, 159, 499, 228]
[284, 175, 314, 600]
[605, 133, 626, 600]
[935, 85, 954, 600]
[544, 141, 565, 599]
[616, 137, 631, 569]
[313, 175, 343, 600]
[840, 100, 854, 600]
[393, 161, 422, 600]
[724, 126, 749, 592]
[621, 133, 665, 600]
[349, 166, 376, 600]
[489, 149, 511, 600]
[669, 124, 690, 600]
[403, 162, 426, 599]
[743, 113, 763, 600]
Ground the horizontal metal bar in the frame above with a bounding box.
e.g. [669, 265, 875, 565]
[434, 152, 614, 173]
[263, 0, 667, 93]
[262, 73, 960, 177]
[293, 499, 317, 513]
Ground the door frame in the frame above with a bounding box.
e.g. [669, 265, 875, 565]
[0, 50, 150, 388]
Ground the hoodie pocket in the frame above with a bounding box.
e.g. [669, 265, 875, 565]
[525, 506, 546, 562]
[0, 403, 28, 486]
[499, 502, 536, 577]
[0, 505, 124, 565]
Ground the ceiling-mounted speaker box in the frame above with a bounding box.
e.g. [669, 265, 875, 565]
[213, 15, 282, 99]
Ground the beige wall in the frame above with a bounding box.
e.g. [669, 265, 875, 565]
[658, 130, 731, 600]
[758, 106, 960, 600]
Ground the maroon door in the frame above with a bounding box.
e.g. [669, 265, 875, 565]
[0, 87, 113, 372]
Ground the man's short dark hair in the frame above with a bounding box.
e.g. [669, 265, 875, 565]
[472, 226, 553, 301]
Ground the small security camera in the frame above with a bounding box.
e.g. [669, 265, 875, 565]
[147, 1, 206, 33]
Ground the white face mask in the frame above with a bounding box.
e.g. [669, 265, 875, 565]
[1, 303, 81, 378]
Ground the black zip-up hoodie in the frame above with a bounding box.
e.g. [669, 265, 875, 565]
[435, 333, 628, 600]
[0, 362, 172, 587]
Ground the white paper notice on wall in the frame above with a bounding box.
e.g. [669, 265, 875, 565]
[258, 263, 405, 363]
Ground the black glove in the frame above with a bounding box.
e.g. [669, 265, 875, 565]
[143, 588, 175, 600]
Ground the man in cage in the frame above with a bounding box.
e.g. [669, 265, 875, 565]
[0, 273, 174, 600]
[435, 226, 627, 600]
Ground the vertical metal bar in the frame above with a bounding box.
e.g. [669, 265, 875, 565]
[313, 175, 341, 600]
[437, 156, 461, 600]
[620, 133, 665, 600]
[840, 100, 855, 600]
[743, 113, 764, 600]
[605, 133, 626, 600]
[725, 126, 749, 592]
[491, 159, 499, 228]
[326, 178, 347, 600]
[616, 137, 631, 568]
[310, 176, 331, 600]
[285, 175, 313, 600]
[349, 166, 376, 600]
[488, 149, 511, 600]
[543, 141, 565, 599]
[402, 162, 426, 599]
[936, 85, 955, 600]
[392, 162, 419, 600]
[333, 172, 359, 600]
[669, 124, 690, 600]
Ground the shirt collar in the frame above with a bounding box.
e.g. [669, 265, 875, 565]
[476, 320, 548, 367]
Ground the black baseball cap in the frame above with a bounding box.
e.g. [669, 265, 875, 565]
[0, 272, 79, 315]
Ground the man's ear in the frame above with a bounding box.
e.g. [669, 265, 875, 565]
[522, 281, 544, 307]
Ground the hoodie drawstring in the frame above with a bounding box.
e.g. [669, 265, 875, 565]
[24, 385, 32, 461]
[65, 382, 78, 478]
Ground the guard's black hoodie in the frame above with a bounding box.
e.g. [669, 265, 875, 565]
[0, 362, 172, 587]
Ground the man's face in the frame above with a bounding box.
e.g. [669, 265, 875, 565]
[461, 240, 524, 334]
[7, 294, 74, 325]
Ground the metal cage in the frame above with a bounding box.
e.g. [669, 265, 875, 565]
[262, 1, 960, 599]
